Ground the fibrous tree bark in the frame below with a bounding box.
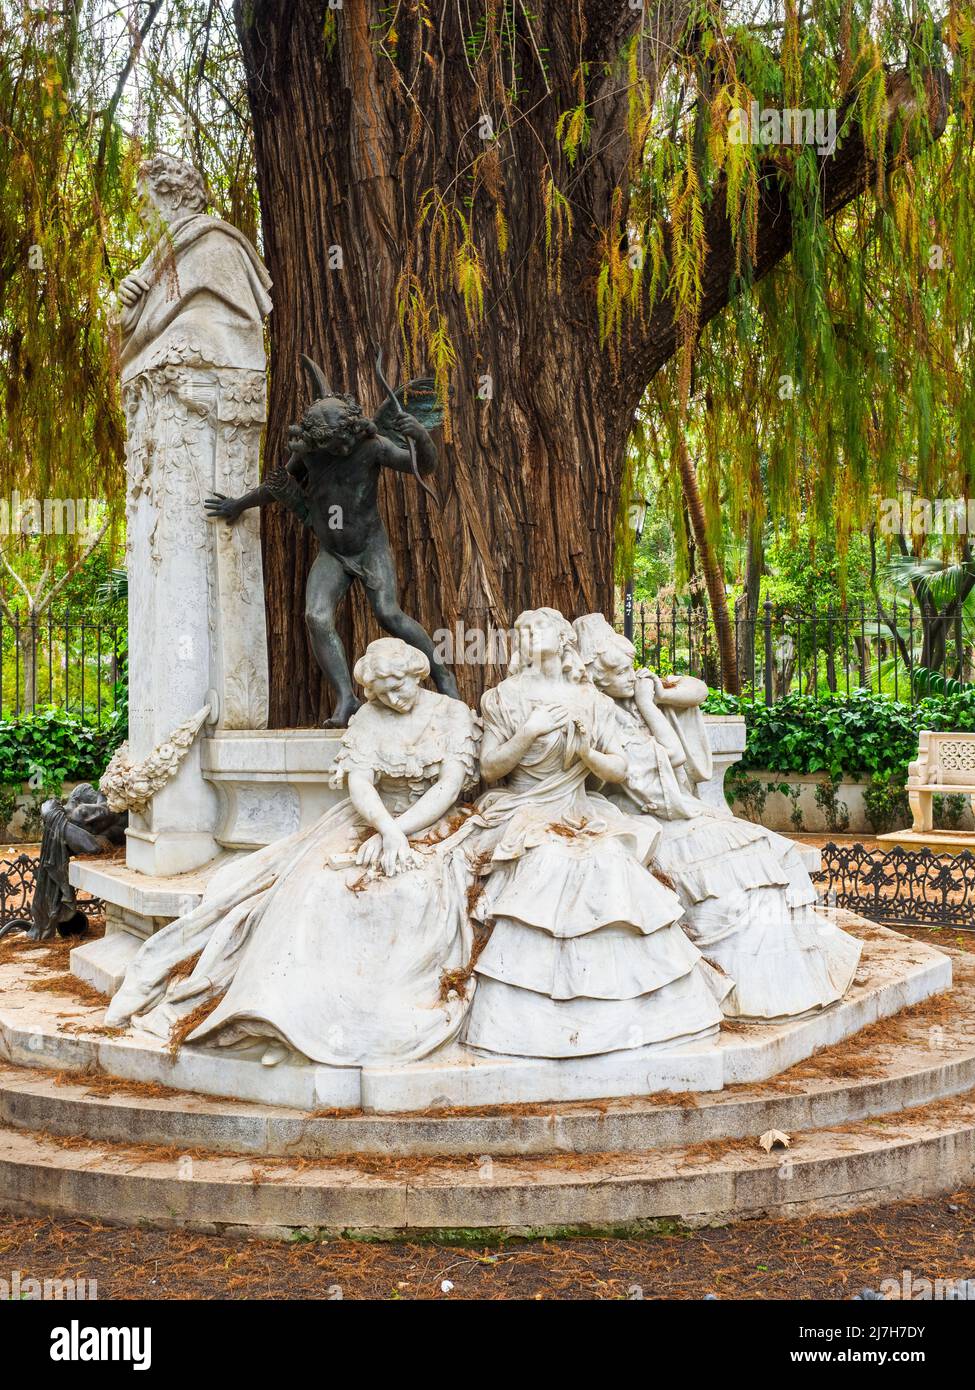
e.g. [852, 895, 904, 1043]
[233, 1, 949, 725]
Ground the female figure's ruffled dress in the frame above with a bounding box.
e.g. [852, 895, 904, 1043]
[106, 692, 480, 1066]
[463, 679, 728, 1059]
[606, 697, 862, 1021]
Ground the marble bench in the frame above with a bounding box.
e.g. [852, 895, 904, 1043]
[908, 730, 975, 833]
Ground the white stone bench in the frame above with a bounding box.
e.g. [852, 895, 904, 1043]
[908, 731, 975, 832]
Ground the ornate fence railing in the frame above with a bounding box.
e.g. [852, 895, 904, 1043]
[2, 601, 970, 715]
[0, 611, 124, 728]
[814, 842, 975, 929]
[4, 845, 972, 935]
[0, 853, 39, 928]
[628, 598, 971, 703]
[0, 852, 102, 930]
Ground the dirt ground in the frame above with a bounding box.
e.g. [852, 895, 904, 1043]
[793, 832, 891, 851]
[0, 1187, 972, 1300]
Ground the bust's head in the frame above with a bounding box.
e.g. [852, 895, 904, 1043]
[354, 638, 429, 713]
[138, 154, 207, 227]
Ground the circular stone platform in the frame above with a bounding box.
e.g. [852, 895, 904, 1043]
[0, 915, 972, 1236]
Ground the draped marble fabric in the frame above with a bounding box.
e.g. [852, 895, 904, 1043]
[463, 679, 729, 1059]
[106, 692, 480, 1066]
[120, 213, 272, 383]
[605, 697, 862, 1021]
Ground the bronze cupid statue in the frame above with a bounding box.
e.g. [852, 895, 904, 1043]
[205, 354, 459, 726]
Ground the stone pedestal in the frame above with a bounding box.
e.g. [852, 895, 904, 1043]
[123, 365, 269, 877]
[41, 917, 956, 1111]
[114, 159, 273, 879]
[877, 827, 975, 852]
[698, 714, 746, 809]
[201, 729, 343, 849]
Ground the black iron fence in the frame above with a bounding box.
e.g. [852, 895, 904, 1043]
[0, 611, 124, 727]
[814, 842, 975, 929]
[2, 842, 970, 934]
[0, 853, 39, 927]
[630, 597, 971, 702]
[1, 600, 971, 719]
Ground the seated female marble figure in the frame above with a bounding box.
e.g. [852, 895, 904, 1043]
[603, 654, 714, 806]
[106, 639, 480, 1067]
[572, 614, 861, 1022]
[462, 607, 728, 1061]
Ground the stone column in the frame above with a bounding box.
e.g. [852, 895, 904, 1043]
[122, 361, 269, 876]
[114, 155, 273, 877]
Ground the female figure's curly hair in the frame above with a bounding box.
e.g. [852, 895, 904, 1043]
[573, 612, 632, 668]
[354, 638, 430, 699]
[508, 607, 578, 676]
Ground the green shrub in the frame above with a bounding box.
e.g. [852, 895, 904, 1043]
[863, 774, 911, 834]
[814, 775, 850, 832]
[725, 767, 771, 820]
[934, 793, 970, 831]
[702, 688, 975, 785]
[0, 783, 19, 830]
[0, 706, 127, 793]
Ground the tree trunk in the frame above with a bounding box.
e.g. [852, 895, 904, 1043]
[675, 431, 739, 693]
[19, 624, 36, 715]
[737, 512, 764, 692]
[234, 2, 949, 725]
[235, 0, 645, 723]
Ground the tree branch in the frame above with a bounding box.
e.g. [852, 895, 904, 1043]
[96, 0, 165, 176]
[0, 543, 34, 616]
[621, 65, 952, 403]
[34, 518, 111, 618]
[0, 518, 110, 622]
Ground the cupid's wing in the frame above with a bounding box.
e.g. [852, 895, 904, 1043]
[373, 377, 446, 448]
[264, 466, 311, 526]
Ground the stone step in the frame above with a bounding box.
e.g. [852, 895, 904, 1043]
[3, 1088, 975, 1236]
[2, 996, 974, 1158]
[1, 915, 955, 1112]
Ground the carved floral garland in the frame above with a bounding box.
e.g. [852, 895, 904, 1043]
[100, 705, 212, 815]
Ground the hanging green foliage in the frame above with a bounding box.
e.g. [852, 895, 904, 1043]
[0, 0, 972, 600]
[0, 0, 257, 556]
[626, 2, 975, 583]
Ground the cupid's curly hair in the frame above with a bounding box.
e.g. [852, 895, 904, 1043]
[139, 154, 208, 213]
[297, 397, 376, 453]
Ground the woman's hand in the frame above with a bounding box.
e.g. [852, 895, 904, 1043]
[523, 702, 569, 741]
[648, 672, 707, 708]
[633, 668, 661, 701]
[481, 706, 569, 783]
[571, 718, 596, 762]
[356, 827, 418, 876]
[380, 827, 419, 876]
[564, 716, 597, 772]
